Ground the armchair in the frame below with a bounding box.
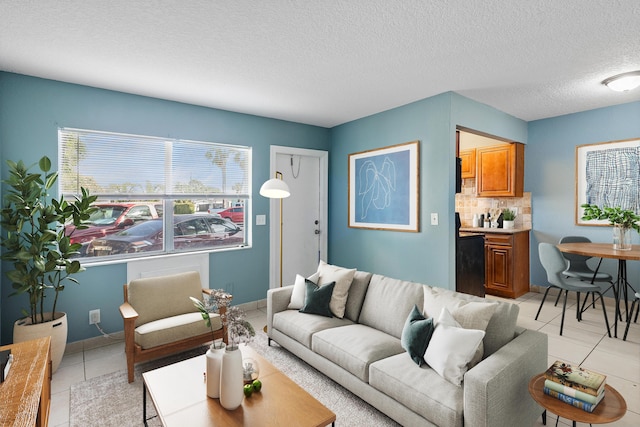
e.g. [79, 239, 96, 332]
[119, 271, 228, 382]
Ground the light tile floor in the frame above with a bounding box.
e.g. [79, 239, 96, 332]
[49, 292, 639, 427]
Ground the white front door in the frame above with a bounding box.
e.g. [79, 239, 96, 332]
[267, 146, 328, 288]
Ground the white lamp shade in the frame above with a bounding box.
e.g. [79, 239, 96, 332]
[603, 71, 640, 92]
[260, 178, 290, 198]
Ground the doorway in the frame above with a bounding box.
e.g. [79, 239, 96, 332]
[267, 146, 328, 289]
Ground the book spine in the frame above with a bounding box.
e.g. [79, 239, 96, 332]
[543, 387, 596, 413]
[543, 373, 601, 396]
[543, 380, 600, 404]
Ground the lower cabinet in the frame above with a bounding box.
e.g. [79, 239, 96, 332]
[484, 231, 530, 298]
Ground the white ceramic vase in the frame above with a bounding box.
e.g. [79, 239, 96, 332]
[219, 346, 244, 410]
[206, 342, 226, 398]
[13, 312, 67, 373]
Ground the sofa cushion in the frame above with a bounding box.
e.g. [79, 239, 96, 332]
[288, 271, 320, 310]
[273, 310, 354, 348]
[299, 280, 335, 317]
[317, 261, 356, 318]
[135, 312, 221, 349]
[369, 352, 464, 427]
[359, 275, 424, 339]
[312, 324, 404, 382]
[128, 271, 203, 327]
[401, 305, 434, 366]
[424, 308, 485, 386]
[344, 270, 373, 322]
[423, 285, 517, 358]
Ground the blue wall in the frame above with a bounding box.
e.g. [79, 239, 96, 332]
[3, 70, 637, 345]
[328, 92, 527, 288]
[527, 101, 640, 288]
[0, 72, 331, 344]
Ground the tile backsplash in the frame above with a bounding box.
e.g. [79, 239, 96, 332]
[455, 178, 532, 228]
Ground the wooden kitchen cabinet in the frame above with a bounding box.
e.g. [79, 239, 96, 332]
[484, 231, 530, 298]
[476, 143, 524, 197]
[459, 148, 476, 178]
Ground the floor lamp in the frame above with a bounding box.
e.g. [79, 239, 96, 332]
[260, 171, 290, 332]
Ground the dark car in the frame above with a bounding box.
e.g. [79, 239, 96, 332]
[65, 202, 162, 246]
[218, 206, 244, 223]
[85, 214, 241, 257]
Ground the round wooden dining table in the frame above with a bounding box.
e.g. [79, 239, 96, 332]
[556, 242, 640, 338]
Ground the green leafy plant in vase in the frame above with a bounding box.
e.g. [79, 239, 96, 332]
[581, 204, 640, 250]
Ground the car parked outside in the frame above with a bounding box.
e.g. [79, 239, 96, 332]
[218, 206, 244, 223]
[85, 214, 242, 257]
[65, 202, 162, 248]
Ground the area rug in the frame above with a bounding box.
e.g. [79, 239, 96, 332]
[69, 332, 400, 426]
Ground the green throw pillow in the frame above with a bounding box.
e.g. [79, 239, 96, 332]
[299, 280, 335, 317]
[401, 305, 434, 366]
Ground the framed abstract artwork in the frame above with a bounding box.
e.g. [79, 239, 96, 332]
[348, 140, 419, 231]
[575, 138, 640, 226]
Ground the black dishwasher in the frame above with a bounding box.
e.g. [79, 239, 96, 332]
[455, 213, 485, 297]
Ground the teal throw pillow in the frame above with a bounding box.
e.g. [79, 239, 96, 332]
[401, 305, 435, 366]
[299, 279, 335, 317]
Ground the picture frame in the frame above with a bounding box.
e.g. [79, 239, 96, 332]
[575, 137, 640, 226]
[348, 140, 419, 232]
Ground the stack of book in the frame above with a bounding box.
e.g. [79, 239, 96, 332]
[543, 360, 606, 413]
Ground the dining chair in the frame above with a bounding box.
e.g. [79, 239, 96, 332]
[558, 236, 619, 320]
[623, 292, 640, 341]
[537, 243, 611, 337]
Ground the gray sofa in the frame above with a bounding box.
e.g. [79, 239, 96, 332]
[267, 269, 547, 427]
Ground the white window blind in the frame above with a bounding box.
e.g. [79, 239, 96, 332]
[59, 128, 251, 199]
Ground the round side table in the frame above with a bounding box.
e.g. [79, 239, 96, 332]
[528, 374, 626, 427]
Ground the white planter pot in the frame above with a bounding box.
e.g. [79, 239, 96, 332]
[503, 220, 515, 229]
[219, 346, 244, 410]
[14, 312, 67, 373]
[206, 342, 226, 398]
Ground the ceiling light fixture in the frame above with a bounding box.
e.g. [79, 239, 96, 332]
[602, 71, 640, 92]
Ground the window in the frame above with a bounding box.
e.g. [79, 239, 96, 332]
[59, 128, 251, 261]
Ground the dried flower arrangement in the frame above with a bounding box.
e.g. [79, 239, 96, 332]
[191, 289, 255, 350]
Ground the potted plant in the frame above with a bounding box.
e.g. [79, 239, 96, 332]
[502, 208, 516, 229]
[581, 204, 640, 250]
[0, 156, 97, 372]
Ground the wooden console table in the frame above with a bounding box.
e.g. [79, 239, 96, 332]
[0, 336, 52, 427]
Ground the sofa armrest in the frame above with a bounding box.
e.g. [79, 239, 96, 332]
[266, 285, 294, 335]
[463, 328, 548, 427]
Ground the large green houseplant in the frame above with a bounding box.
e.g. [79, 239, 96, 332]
[1, 156, 97, 371]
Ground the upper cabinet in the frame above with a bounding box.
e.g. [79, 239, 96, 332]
[460, 148, 476, 179]
[476, 142, 524, 197]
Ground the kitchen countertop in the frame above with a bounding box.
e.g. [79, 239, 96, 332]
[460, 227, 531, 234]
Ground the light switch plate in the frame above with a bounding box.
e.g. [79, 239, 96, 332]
[430, 213, 438, 225]
[256, 214, 266, 226]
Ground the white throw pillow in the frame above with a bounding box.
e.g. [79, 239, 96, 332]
[425, 324, 485, 386]
[316, 261, 356, 318]
[288, 271, 320, 310]
[424, 307, 485, 386]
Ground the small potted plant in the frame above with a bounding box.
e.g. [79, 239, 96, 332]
[502, 208, 516, 229]
[581, 204, 640, 250]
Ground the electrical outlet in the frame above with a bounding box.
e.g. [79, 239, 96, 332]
[430, 213, 439, 225]
[89, 309, 100, 325]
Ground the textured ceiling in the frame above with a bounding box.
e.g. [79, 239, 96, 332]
[1, 0, 639, 128]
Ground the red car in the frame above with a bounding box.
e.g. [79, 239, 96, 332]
[218, 206, 244, 223]
[65, 203, 162, 247]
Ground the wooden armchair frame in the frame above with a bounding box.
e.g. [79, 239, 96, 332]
[119, 286, 228, 383]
